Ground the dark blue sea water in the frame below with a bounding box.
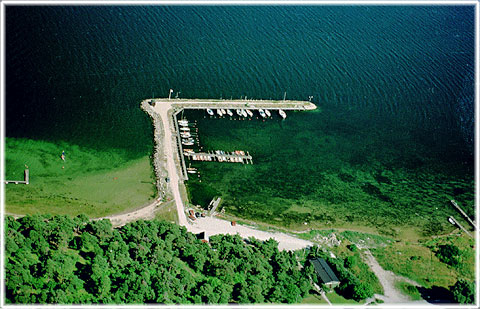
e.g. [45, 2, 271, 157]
[6, 6, 475, 232]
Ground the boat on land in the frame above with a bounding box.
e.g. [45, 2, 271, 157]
[279, 109, 287, 119]
[207, 109, 214, 116]
[258, 109, 266, 118]
[246, 109, 253, 117]
[265, 109, 271, 117]
[226, 109, 233, 116]
[241, 109, 248, 117]
[216, 109, 223, 116]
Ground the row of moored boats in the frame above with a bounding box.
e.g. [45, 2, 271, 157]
[206, 108, 286, 119]
[178, 119, 198, 146]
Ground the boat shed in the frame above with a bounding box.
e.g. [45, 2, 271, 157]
[310, 258, 340, 287]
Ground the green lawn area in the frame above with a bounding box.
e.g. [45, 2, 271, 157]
[5, 138, 156, 218]
[326, 290, 363, 304]
[300, 292, 328, 304]
[155, 200, 178, 224]
[371, 234, 475, 290]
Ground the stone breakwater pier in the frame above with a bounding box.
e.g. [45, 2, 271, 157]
[142, 98, 317, 232]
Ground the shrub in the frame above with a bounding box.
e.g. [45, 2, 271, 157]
[436, 244, 461, 267]
[451, 279, 475, 304]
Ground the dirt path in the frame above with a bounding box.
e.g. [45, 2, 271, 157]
[98, 199, 161, 226]
[362, 249, 426, 304]
[154, 102, 189, 227]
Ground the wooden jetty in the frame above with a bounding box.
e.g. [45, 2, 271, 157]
[184, 151, 253, 164]
[5, 169, 29, 185]
[450, 200, 476, 230]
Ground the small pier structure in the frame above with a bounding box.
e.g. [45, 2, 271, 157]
[448, 216, 473, 238]
[450, 200, 476, 230]
[5, 169, 29, 185]
[184, 151, 253, 164]
[208, 197, 222, 215]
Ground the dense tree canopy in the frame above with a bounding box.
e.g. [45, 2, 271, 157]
[5, 215, 312, 304]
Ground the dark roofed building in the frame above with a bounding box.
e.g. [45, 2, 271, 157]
[310, 258, 340, 287]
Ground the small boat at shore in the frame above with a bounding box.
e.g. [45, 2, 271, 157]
[258, 109, 266, 118]
[279, 109, 287, 119]
[236, 109, 243, 116]
[241, 109, 248, 117]
[207, 109, 214, 116]
[246, 109, 253, 117]
[265, 109, 271, 117]
[226, 109, 233, 116]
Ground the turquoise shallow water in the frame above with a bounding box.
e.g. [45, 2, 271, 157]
[6, 6, 475, 233]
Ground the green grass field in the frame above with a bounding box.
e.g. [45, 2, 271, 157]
[155, 200, 179, 224]
[5, 138, 156, 218]
[371, 234, 475, 290]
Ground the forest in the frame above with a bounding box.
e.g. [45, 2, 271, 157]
[5, 215, 474, 304]
[5, 214, 314, 304]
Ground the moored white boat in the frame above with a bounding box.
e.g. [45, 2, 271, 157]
[178, 119, 188, 126]
[246, 109, 253, 117]
[216, 109, 223, 116]
[265, 109, 271, 117]
[258, 109, 266, 118]
[226, 109, 233, 116]
[207, 109, 214, 116]
[279, 109, 287, 119]
[236, 109, 243, 116]
[241, 109, 248, 117]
